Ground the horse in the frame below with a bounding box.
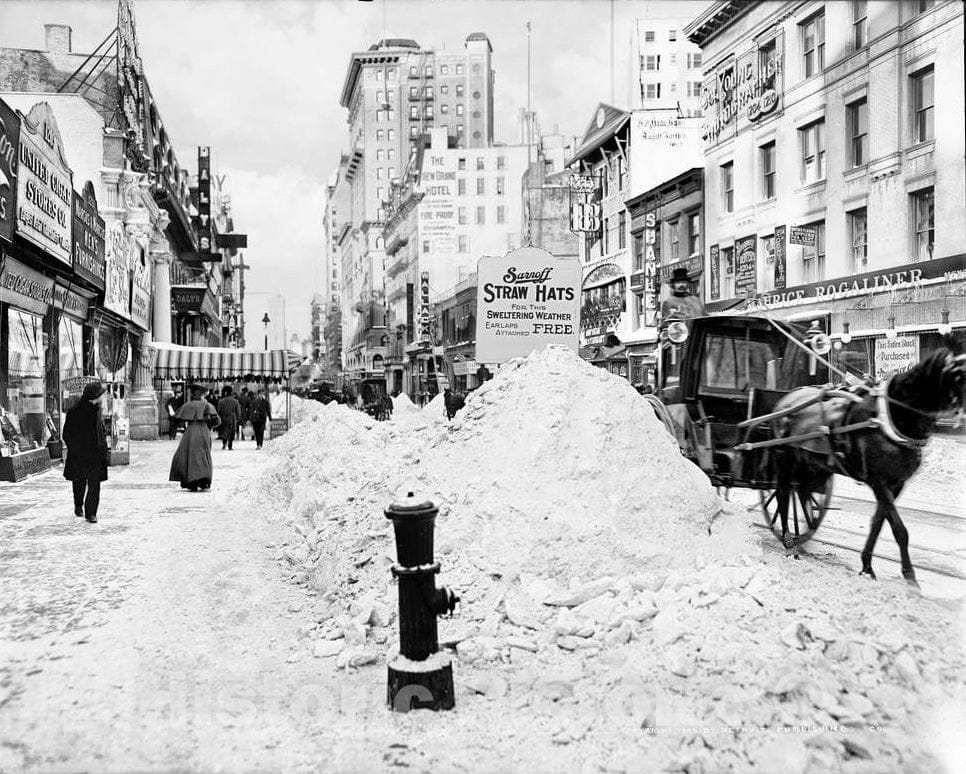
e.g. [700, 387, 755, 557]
[443, 388, 466, 421]
[769, 343, 966, 586]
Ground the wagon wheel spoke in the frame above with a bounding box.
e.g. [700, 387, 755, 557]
[791, 488, 801, 536]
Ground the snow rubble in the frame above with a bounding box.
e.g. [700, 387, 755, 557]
[242, 346, 964, 773]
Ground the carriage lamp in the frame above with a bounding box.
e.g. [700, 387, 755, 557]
[938, 309, 952, 336]
[385, 493, 458, 712]
[840, 321, 852, 345]
[667, 320, 689, 344]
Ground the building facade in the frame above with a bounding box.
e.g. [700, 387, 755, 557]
[687, 0, 965, 377]
[632, 16, 707, 116]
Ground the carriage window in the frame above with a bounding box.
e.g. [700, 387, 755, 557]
[702, 335, 779, 392]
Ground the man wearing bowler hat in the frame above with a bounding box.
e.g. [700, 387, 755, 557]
[62, 381, 109, 524]
[660, 267, 705, 324]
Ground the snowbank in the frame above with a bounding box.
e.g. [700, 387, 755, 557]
[241, 346, 965, 773]
[391, 393, 419, 414]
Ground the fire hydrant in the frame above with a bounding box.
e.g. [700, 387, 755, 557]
[385, 493, 458, 712]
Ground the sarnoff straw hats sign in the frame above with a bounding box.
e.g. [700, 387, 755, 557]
[476, 247, 581, 364]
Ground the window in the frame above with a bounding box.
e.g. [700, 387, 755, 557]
[441, 85, 448, 95]
[424, 106, 434, 119]
[422, 240, 430, 253]
[848, 208, 868, 271]
[458, 207, 467, 225]
[852, 1, 868, 50]
[425, 86, 433, 99]
[801, 12, 825, 78]
[618, 157, 627, 192]
[644, 30, 655, 42]
[496, 156, 506, 170]
[376, 109, 385, 122]
[669, 29, 677, 41]
[456, 64, 464, 75]
[687, 52, 702, 69]
[644, 55, 661, 71]
[476, 177, 485, 195]
[456, 124, 464, 136]
[458, 234, 468, 253]
[799, 120, 826, 183]
[424, 66, 432, 77]
[388, 149, 395, 161]
[409, 126, 419, 139]
[496, 205, 505, 224]
[456, 84, 464, 97]
[377, 187, 384, 200]
[409, 106, 419, 119]
[388, 129, 396, 141]
[476, 157, 484, 171]
[458, 178, 466, 195]
[802, 221, 826, 282]
[644, 83, 661, 100]
[917, 0, 934, 13]
[669, 219, 680, 258]
[376, 168, 385, 180]
[847, 99, 868, 166]
[409, 86, 418, 98]
[603, 217, 610, 254]
[619, 211, 627, 250]
[458, 157, 466, 170]
[376, 149, 384, 161]
[496, 177, 505, 195]
[440, 65, 448, 75]
[388, 166, 396, 180]
[476, 206, 485, 225]
[759, 142, 776, 199]
[409, 66, 417, 78]
[687, 211, 700, 255]
[456, 104, 465, 116]
[688, 81, 702, 97]
[376, 129, 384, 141]
[441, 104, 449, 114]
[911, 187, 935, 261]
[376, 90, 384, 105]
[759, 39, 777, 80]
[911, 66, 934, 144]
[721, 161, 734, 212]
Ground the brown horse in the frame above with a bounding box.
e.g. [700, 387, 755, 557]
[769, 343, 966, 586]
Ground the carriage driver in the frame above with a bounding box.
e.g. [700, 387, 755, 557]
[660, 267, 705, 324]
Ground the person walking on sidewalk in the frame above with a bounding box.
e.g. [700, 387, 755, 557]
[237, 386, 252, 441]
[62, 381, 109, 524]
[216, 386, 241, 450]
[249, 385, 272, 450]
[165, 383, 185, 440]
[169, 384, 220, 491]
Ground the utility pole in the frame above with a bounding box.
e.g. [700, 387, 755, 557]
[526, 21, 532, 161]
[610, 0, 615, 104]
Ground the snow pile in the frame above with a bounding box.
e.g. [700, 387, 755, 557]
[425, 392, 446, 414]
[391, 392, 419, 414]
[288, 393, 326, 425]
[915, 435, 966, 493]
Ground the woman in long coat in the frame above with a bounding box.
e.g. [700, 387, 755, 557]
[62, 381, 109, 523]
[169, 384, 220, 491]
[216, 386, 242, 450]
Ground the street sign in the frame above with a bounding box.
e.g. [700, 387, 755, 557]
[789, 225, 816, 246]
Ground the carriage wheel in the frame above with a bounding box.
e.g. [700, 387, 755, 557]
[759, 478, 834, 548]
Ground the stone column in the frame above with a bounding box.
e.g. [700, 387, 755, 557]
[151, 241, 173, 343]
[128, 330, 159, 440]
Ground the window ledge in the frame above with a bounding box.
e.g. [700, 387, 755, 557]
[796, 179, 827, 195]
[904, 140, 935, 161]
[757, 196, 777, 208]
[844, 164, 869, 182]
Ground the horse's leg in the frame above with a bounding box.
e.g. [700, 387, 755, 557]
[859, 486, 889, 580]
[881, 484, 918, 586]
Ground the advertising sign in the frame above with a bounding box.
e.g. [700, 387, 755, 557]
[642, 211, 659, 327]
[476, 247, 581, 363]
[53, 282, 91, 321]
[72, 182, 106, 290]
[875, 335, 919, 380]
[103, 221, 131, 318]
[789, 225, 816, 247]
[631, 111, 703, 187]
[0, 98, 20, 243]
[171, 286, 205, 312]
[569, 174, 601, 234]
[709, 244, 720, 300]
[418, 153, 456, 258]
[774, 225, 787, 290]
[128, 238, 152, 330]
[196, 146, 212, 253]
[418, 271, 432, 343]
[117, 0, 149, 169]
[0, 255, 55, 315]
[702, 33, 784, 145]
[15, 103, 73, 265]
[734, 235, 757, 297]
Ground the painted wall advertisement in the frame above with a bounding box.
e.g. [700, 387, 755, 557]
[0, 97, 20, 243]
[734, 235, 757, 297]
[128, 237, 152, 330]
[875, 335, 919, 380]
[709, 244, 720, 300]
[630, 111, 703, 188]
[103, 221, 131, 318]
[774, 224, 787, 290]
[476, 246, 581, 363]
[15, 103, 73, 265]
[418, 153, 456, 258]
[72, 181, 106, 290]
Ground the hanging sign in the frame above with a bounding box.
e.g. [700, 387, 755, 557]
[196, 146, 212, 253]
[476, 246, 581, 363]
[72, 182, 106, 290]
[0, 255, 55, 315]
[15, 102, 73, 265]
[875, 335, 919, 380]
[709, 244, 720, 300]
[418, 271, 432, 343]
[642, 210, 659, 326]
[774, 225, 787, 290]
[0, 98, 20, 243]
[734, 235, 757, 297]
[569, 174, 601, 234]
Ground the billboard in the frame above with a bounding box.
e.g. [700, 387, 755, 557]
[476, 246, 581, 364]
[0, 98, 20, 243]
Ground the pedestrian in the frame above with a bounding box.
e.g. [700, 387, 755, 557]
[249, 385, 272, 450]
[216, 385, 242, 450]
[237, 386, 252, 440]
[660, 267, 705, 324]
[169, 383, 220, 491]
[62, 381, 109, 524]
[165, 383, 185, 440]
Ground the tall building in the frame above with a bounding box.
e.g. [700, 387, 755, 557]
[336, 35, 495, 390]
[687, 0, 965, 377]
[631, 17, 706, 116]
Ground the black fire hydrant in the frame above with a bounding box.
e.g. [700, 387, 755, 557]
[385, 493, 458, 712]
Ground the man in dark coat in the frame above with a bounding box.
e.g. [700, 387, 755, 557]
[62, 381, 109, 523]
[216, 386, 242, 450]
[165, 383, 185, 440]
[237, 387, 252, 440]
[249, 386, 272, 450]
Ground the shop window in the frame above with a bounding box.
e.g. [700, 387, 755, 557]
[911, 187, 935, 261]
[847, 98, 868, 166]
[836, 338, 874, 380]
[721, 161, 734, 212]
[852, 1, 868, 50]
[848, 208, 868, 271]
[760, 142, 776, 199]
[801, 11, 825, 78]
[802, 220, 826, 282]
[799, 119, 826, 183]
[1, 309, 49, 451]
[911, 66, 934, 144]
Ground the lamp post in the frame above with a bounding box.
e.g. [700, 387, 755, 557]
[262, 312, 271, 351]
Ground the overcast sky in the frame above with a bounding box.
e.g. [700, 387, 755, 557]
[0, 0, 708, 340]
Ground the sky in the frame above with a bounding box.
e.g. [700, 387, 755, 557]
[0, 0, 708, 341]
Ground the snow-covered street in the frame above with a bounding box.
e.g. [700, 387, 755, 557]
[2, 351, 965, 773]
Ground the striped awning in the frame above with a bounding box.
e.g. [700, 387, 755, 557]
[153, 344, 303, 380]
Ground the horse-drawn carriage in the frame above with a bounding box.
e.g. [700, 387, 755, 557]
[643, 314, 965, 585]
